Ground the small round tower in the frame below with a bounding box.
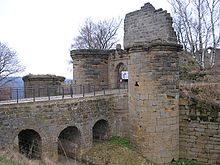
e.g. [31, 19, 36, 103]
[22, 74, 65, 98]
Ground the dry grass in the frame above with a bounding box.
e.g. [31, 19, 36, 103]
[82, 138, 155, 165]
[0, 150, 45, 165]
[180, 82, 220, 101]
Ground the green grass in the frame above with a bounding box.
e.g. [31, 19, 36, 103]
[0, 155, 22, 165]
[108, 136, 134, 150]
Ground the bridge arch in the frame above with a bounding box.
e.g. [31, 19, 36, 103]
[58, 126, 81, 160]
[18, 129, 42, 159]
[92, 119, 109, 141]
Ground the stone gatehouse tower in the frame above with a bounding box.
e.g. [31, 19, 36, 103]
[70, 3, 182, 164]
[125, 3, 182, 164]
[71, 47, 128, 90]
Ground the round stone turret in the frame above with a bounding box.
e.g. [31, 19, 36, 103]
[22, 74, 65, 98]
[125, 3, 182, 164]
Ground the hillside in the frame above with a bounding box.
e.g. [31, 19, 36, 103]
[179, 51, 220, 82]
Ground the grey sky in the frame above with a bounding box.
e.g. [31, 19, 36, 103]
[0, 0, 171, 79]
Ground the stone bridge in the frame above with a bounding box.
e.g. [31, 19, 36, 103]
[0, 92, 129, 162]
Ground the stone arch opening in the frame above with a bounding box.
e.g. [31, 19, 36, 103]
[18, 129, 42, 159]
[58, 126, 81, 160]
[114, 62, 128, 89]
[93, 119, 109, 141]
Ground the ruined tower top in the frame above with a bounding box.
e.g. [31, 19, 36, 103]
[124, 3, 177, 49]
[140, 2, 155, 11]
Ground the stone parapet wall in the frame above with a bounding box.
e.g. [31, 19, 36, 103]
[179, 95, 220, 165]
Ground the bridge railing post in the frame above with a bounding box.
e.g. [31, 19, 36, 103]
[47, 86, 50, 101]
[16, 88, 19, 103]
[33, 88, 35, 102]
[94, 85, 96, 96]
[58, 86, 61, 95]
[70, 85, 73, 98]
[62, 87, 64, 99]
[80, 85, 82, 94]
[73, 85, 76, 95]
[38, 87, 40, 97]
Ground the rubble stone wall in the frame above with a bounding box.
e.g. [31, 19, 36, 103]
[179, 96, 220, 165]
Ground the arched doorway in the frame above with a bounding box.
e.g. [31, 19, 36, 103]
[92, 119, 109, 141]
[18, 129, 42, 159]
[114, 63, 128, 89]
[58, 126, 81, 160]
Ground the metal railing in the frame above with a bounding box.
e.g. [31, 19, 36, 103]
[0, 83, 128, 104]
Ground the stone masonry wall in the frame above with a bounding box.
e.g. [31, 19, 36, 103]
[22, 74, 65, 98]
[124, 3, 177, 49]
[71, 49, 112, 91]
[128, 43, 181, 164]
[0, 93, 129, 163]
[179, 95, 220, 165]
[125, 3, 181, 164]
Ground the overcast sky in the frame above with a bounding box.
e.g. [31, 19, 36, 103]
[0, 0, 171, 79]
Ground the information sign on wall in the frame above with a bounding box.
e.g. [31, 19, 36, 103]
[121, 71, 128, 80]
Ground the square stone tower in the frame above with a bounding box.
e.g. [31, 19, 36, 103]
[125, 3, 182, 164]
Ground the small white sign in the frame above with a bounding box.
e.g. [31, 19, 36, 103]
[121, 71, 128, 80]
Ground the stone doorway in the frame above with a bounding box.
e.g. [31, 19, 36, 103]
[18, 129, 42, 159]
[58, 126, 81, 160]
[114, 63, 128, 89]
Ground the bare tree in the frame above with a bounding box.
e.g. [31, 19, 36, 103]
[71, 18, 122, 50]
[169, 0, 220, 69]
[0, 42, 25, 87]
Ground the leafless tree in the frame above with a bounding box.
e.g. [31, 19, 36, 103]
[0, 42, 25, 87]
[71, 18, 122, 50]
[169, 0, 220, 69]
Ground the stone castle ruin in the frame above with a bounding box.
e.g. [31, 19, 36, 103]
[71, 3, 182, 163]
[71, 46, 128, 91]
[0, 3, 220, 165]
[70, 3, 220, 164]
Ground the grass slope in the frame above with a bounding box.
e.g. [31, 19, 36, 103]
[82, 137, 147, 165]
[82, 137, 207, 165]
